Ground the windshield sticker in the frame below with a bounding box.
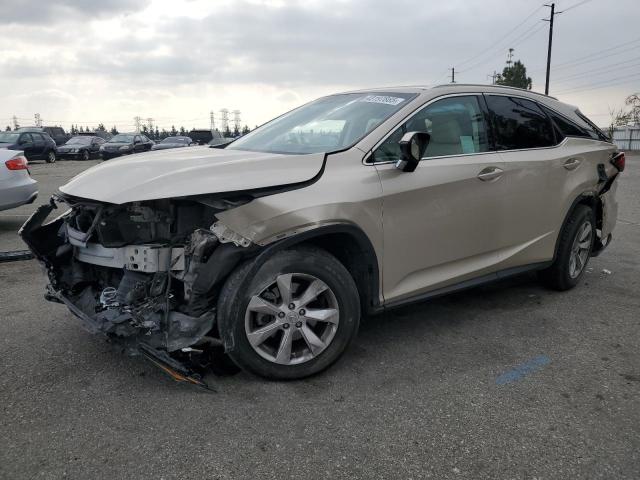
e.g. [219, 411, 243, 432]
[360, 95, 406, 106]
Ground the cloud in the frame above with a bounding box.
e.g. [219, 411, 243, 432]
[0, 0, 637, 127]
[1, 0, 150, 25]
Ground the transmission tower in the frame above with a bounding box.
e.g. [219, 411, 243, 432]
[146, 117, 154, 132]
[506, 48, 514, 68]
[34, 113, 42, 127]
[210, 110, 216, 132]
[219, 109, 229, 132]
[134, 116, 142, 133]
[12, 115, 19, 130]
[232, 110, 241, 132]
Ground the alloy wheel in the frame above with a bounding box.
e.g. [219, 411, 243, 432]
[244, 273, 340, 365]
[568, 220, 592, 279]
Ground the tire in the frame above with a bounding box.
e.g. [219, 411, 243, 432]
[45, 150, 56, 163]
[217, 246, 360, 380]
[538, 204, 595, 291]
[81, 149, 89, 161]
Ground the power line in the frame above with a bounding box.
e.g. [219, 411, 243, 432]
[529, 37, 640, 74]
[555, 71, 640, 95]
[557, 0, 592, 13]
[455, 4, 545, 70]
[456, 18, 545, 74]
[553, 57, 640, 83]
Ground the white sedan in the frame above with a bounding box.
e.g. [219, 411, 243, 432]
[0, 149, 38, 211]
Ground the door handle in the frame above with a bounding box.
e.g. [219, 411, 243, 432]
[477, 166, 504, 182]
[563, 157, 582, 170]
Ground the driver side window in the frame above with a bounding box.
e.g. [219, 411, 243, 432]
[374, 96, 489, 162]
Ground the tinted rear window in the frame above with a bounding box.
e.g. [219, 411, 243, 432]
[485, 95, 555, 150]
[539, 106, 591, 140]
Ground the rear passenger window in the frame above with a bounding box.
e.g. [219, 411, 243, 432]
[374, 95, 489, 162]
[485, 95, 555, 150]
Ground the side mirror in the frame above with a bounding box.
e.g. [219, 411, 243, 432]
[395, 131, 430, 172]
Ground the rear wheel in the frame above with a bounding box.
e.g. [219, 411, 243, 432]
[217, 246, 360, 379]
[539, 205, 595, 291]
[45, 150, 56, 163]
[81, 149, 89, 161]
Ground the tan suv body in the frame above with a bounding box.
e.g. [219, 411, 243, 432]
[22, 84, 622, 383]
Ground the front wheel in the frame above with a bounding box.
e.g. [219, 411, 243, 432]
[45, 150, 56, 163]
[217, 246, 360, 380]
[81, 149, 89, 161]
[539, 204, 595, 291]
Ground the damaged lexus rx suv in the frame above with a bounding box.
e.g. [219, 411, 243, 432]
[21, 85, 623, 381]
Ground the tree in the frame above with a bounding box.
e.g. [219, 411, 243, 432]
[233, 125, 240, 137]
[79, 126, 84, 133]
[179, 126, 186, 135]
[110, 126, 119, 135]
[241, 125, 250, 135]
[155, 126, 160, 139]
[5, 126, 10, 131]
[223, 125, 231, 138]
[496, 60, 532, 90]
[96, 123, 106, 132]
[170, 125, 177, 136]
[625, 93, 640, 125]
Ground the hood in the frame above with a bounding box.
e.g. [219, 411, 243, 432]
[103, 142, 131, 147]
[59, 146, 325, 204]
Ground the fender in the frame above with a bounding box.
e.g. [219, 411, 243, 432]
[217, 223, 382, 351]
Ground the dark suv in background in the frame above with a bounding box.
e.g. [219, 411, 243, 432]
[0, 131, 57, 163]
[17, 126, 69, 146]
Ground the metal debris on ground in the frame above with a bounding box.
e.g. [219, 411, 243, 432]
[0, 250, 34, 263]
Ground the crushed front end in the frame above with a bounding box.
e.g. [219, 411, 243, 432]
[20, 193, 254, 381]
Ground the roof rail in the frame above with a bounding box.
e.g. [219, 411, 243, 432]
[433, 83, 558, 100]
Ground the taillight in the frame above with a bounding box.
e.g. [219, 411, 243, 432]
[611, 152, 625, 172]
[5, 156, 29, 171]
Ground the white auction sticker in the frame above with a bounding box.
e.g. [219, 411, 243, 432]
[360, 95, 406, 106]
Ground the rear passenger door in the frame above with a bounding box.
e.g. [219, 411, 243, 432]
[18, 133, 37, 160]
[484, 95, 561, 270]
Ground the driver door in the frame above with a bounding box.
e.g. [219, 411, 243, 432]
[373, 94, 507, 304]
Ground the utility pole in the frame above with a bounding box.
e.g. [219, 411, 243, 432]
[544, 3, 556, 95]
[450, 67, 455, 83]
[487, 71, 499, 85]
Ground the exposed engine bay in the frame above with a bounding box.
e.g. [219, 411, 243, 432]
[20, 193, 258, 382]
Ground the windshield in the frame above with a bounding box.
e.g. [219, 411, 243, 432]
[66, 136, 92, 145]
[110, 134, 134, 143]
[0, 132, 20, 143]
[162, 136, 189, 144]
[227, 92, 416, 154]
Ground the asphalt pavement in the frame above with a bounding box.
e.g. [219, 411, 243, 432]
[0, 155, 638, 479]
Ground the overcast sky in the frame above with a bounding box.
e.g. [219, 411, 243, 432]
[1, 0, 638, 131]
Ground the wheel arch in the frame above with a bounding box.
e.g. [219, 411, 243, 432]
[553, 192, 601, 262]
[255, 224, 382, 315]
